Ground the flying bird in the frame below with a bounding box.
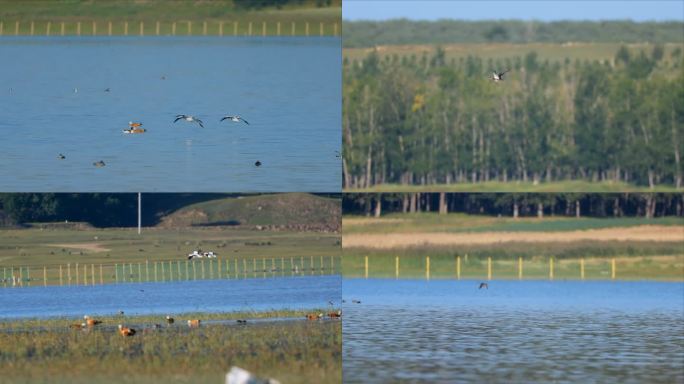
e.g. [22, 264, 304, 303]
[254, 161, 262, 167]
[93, 160, 106, 167]
[220, 115, 249, 125]
[174, 115, 204, 128]
[57, 154, 66, 160]
[479, 282, 489, 289]
[489, 70, 509, 82]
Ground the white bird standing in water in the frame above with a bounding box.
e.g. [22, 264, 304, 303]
[174, 114, 204, 128]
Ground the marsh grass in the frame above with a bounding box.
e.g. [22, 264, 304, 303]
[0, 311, 341, 384]
[343, 246, 684, 281]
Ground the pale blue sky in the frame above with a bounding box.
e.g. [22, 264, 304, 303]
[343, 1, 684, 21]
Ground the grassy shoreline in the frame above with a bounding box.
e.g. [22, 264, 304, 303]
[0, 2, 341, 36]
[0, 310, 341, 383]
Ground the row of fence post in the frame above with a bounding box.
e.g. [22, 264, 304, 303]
[0, 21, 339, 37]
[363, 255, 620, 280]
[1, 255, 337, 288]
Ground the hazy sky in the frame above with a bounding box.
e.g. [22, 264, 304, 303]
[343, 1, 684, 22]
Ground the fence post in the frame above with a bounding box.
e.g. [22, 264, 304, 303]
[154, 262, 157, 282]
[456, 255, 461, 280]
[156, 21, 160, 35]
[243, 258, 247, 278]
[138, 263, 142, 283]
[252, 258, 256, 278]
[60, 22, 65, 36]
[235, 258, 239, 279]
[426, 256, 430, 280]
[0, 22, 4, 36]
[203, 21, 207, 35]
[139, 21, 144, 36]
[172, 22, 176, 35]
[233, 21, 238, 36]
[83, 264, 87, 285]
[43, 266, 47, 286]
[219, 21, 223, 36]
[334, 22, 338, 36]
[186, 260, 190, 280]
[319, 22, 323, 36]
[187, 21, 192, 35]
[108, 21, 112, 36]
[92, 21, 96, 35]
[549, 257, 554, 280]
[277, 21, 281, 36]
[76, 262, 80, 285]
[193, 261, 197, 280]
[518, 257, 523, 280]
[169, 260, 173, 281]
[262, 258, 266, 278]
[248, 22, 252, 36]
[124, 21, 128, 36]
[67, 263, 71, 285]
[611, 258, 616, 280]
[305, 22, 309, 36]
[364, 256, 368, 279]
[59, 265, 63, 286]
[281, 257, 285, 276]
[46, 21, 51, 36]
[77, 21, 81, 36]
[15, 21, 19, 35]
[115, 263, 118, 283]
[91, 264, 95, 286]
[161, 261, 165, 282]
[487, 257, 492, 280]
[580, 258, 585, 280]
[100, 264, 103, 285]
[291, 21, 295, 35]
[201, 259, 206, 279]
[395, 256, 399, 279]
[177, 261, 181, 280]
[262, 21, 266, 36]
[30, 21, 34, 35]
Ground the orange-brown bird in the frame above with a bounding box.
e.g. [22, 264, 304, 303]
[84, 315, 102, 326]
[187, 319, 201, 328]
[327, 310, 342, 318]
[118, 324, 136, 337]
[306, 313, 323, 321]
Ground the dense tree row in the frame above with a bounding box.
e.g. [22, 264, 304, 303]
[343, 45, 684, 189]
[344, 193, 684, 218]
[0, 193, 230, 227]
[343, 20, 684, 48]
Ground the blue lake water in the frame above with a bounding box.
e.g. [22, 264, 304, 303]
[343, 279, 684, 383]
[0, 37, 340, 192]
[0, 275, 341, 319]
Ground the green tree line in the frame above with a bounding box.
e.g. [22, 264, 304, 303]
[343, 20, 684, 48]
[0, 193, 230, 227]
[344, 193, 684, 219]
[343, 45, 684, 189]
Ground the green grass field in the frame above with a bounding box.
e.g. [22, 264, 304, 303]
[343, 213, 683, 234]
[0, 1, 341, 36]
[343, 213, 684, 280]
[0, 312, 341, 384]
[0, 227, 340, 286]
[343, 42, 684, 65]
[343, 180, 684, 193]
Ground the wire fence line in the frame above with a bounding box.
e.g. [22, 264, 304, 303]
[0, 20, 339, 37]
[346, 255, 651, 281]
[1, 255, 340, 288]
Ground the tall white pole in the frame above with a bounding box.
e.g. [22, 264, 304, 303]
[138, 192, 141, 235]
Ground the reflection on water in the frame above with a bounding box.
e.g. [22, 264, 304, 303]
[343, 279, 684, 383]
[0, 37, 340, 192]
[0, 275, 341, 319]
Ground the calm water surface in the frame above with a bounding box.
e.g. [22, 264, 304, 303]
[343, 279, 684, 384]
[0, 37, 340, 191]
[0, 275, 340, 318]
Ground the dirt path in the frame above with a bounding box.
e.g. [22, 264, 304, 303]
[48, 243, 111, 253]
[343, 225, 684, 249]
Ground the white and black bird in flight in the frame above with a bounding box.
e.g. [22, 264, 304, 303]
[174, 115, 204, 128]
[220, 115, 249, 125]
[490, 69, 510, 82]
